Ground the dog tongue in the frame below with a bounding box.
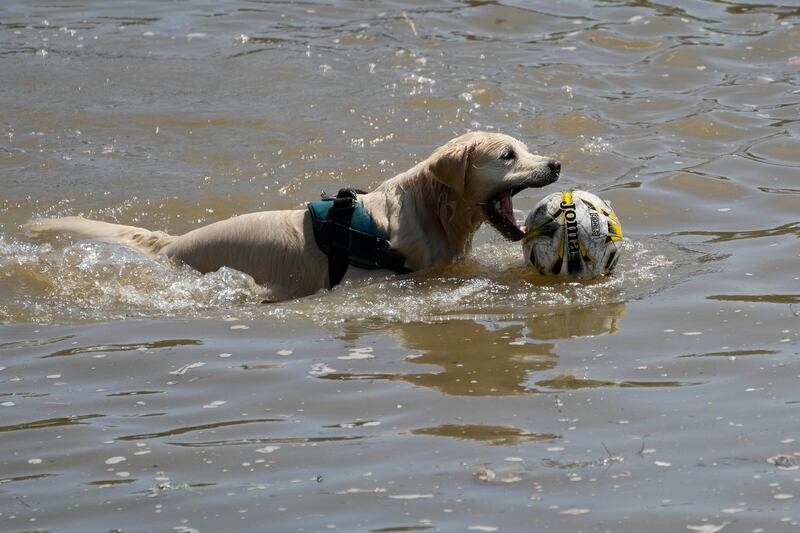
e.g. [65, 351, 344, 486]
[499, 191, 516, 225]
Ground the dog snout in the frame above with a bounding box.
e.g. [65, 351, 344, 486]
[547, 159, 561, 177]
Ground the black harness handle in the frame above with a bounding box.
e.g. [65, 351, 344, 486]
[325, 188, 360, 288]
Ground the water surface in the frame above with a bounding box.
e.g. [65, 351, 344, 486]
[1, 1, 799, 531]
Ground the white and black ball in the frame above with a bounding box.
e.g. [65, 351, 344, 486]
[522, 190, 623, 278]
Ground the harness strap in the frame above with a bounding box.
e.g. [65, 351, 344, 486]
[326, 188, 359, 288]
[308, 188, 412, 289]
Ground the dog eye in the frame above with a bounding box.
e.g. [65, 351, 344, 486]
[499, 147, 516, 161]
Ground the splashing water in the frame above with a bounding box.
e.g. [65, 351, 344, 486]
[0, 236, 270, 322]
[285, 237, 695, 325]
[0, 233, 699, 325]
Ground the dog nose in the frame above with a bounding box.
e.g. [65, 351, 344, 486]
[548, 159, 561, 176]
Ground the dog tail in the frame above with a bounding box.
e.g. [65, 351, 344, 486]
[24, 216, 174, 256]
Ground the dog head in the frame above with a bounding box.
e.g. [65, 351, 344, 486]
[426, 132, 560, 241]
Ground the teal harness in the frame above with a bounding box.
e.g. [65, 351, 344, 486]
[307, 188, 411, 288]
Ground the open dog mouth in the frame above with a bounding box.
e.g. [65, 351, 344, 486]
[483, 183, 530, 242]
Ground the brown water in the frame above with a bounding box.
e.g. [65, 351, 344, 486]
[1, 1, 799, 531]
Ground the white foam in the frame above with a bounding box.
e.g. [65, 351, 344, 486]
[0, 234, 695, 325]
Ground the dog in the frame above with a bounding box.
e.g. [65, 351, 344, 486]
[25, 132, 560, 301]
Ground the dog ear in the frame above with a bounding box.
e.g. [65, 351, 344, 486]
[427, 141, 475, 197]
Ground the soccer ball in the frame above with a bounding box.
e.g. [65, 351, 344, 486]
[522, 190, 623, 278]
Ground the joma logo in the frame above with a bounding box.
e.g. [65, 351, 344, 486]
[560, 200, 580, 254]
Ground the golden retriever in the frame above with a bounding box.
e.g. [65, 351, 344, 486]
[25, 132, 560, 300]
